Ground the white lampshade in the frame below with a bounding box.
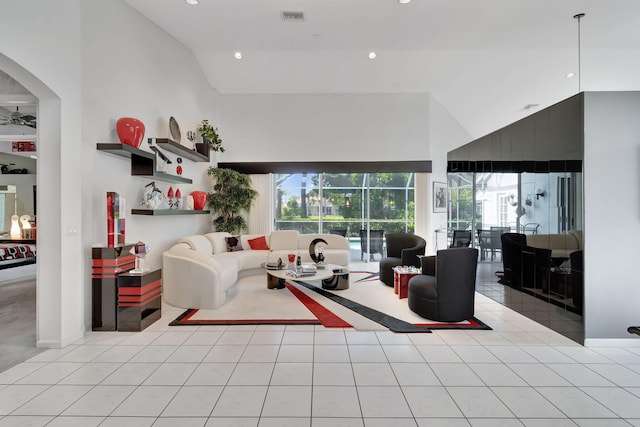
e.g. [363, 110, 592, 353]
[20, 215, 31, 229]
[10, 215, 21, 239]
[19, 215, 32, 239]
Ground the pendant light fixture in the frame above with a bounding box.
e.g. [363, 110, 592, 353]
[574, 13, 585, 92]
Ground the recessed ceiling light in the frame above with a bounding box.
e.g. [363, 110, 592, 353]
[185, 0, 199, 5]
[399, 0, 412, 4]
[234, 52, 243, 60]
[368, 51, 377, 60]
[566, 72, 576, 79]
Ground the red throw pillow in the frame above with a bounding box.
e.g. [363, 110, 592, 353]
[248, 235, 269, 250]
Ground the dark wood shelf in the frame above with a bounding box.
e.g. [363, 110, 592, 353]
[97, 143, 154, 160]
[97, 142, 193, 184]
[132, 169, 192, 184]
[151, 138, 209, 162]
[131, 209, 210, 216]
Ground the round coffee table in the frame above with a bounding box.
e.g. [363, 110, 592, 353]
[262, 263, 339, 289]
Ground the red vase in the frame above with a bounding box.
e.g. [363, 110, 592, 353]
[191, 191, 207, 210]
[116, 117, 145, 148]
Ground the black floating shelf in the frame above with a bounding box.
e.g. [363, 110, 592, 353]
[151, 138, 209, 162]
[97, 142, 193, 184]
[132, 169, 192, 184]
[131, 209, 211, 216]
[96, 143, 154, 160]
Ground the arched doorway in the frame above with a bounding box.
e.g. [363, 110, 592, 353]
[0, 70, 39, 369]
[0, 52, 66, 352]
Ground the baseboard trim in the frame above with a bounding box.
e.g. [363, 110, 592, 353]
[36, 340, 62, 349]
[584, 338, 640, 347]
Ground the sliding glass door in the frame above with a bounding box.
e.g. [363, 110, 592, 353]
[274, 172, 415, 262]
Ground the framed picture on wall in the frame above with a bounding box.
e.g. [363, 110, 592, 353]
[433, 181, 447, 213]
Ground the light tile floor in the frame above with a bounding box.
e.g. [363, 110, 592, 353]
[2, 290, 640, 426]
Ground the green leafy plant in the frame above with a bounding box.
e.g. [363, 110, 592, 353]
[207, 167, 258, 233]
[197, 119, 225, 152]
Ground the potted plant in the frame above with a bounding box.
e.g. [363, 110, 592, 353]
[206, 167, 258, 233]
[196, 119, 225, 156]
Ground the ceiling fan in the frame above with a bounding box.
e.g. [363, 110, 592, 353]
[0, 107, 37, 128]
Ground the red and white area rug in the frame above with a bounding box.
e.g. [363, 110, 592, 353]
[169, 271, 491, 333]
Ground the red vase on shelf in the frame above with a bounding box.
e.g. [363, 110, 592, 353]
[191, 191, 207, 210]
[116, 117, 145, 148]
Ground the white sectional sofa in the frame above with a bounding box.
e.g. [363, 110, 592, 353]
[526, 230, 583, 259]
[162, 230, 350, 310]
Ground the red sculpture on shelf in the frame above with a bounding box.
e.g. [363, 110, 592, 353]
[116, 117, 145, 148]
[191, 191, 207, 210]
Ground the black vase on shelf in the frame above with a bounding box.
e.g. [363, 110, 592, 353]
[195, 140, 210, 158]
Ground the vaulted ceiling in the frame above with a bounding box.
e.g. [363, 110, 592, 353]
[123, 0, 640, 138]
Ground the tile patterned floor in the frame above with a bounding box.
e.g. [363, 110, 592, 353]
[2, 291, 640, 426]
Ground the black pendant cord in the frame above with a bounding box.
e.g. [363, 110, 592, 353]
[574, 13, 585, 93]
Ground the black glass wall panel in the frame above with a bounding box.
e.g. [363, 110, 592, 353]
[447, 93, 585, 344]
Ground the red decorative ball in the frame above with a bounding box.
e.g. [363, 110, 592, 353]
[116, 117, 145, 148]
[191, 191, 207, 210]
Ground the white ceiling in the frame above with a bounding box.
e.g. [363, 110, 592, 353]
[123, 0, 640, 138]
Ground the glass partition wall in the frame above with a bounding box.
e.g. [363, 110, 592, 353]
[448, 171, 584, 343]
[274, 172, 415, 262]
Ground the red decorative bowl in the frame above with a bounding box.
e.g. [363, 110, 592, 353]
[191, 191, 207, 210]
[116, 117, 145, 148]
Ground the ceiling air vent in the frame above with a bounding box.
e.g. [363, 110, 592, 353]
[281, 11, 305, 22]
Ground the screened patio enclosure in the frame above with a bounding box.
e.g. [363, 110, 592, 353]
[274, 172, 416, 262]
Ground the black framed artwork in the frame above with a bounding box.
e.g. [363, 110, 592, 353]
[433, 181, 447, 213]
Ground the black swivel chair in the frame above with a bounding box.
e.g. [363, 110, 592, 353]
[379, 232, 426, 287]
[359, 229, 384, 261]
[407, 248, 479, 322]
[450, 230, 472, 248]
[330, 229, 347, 237]
[501, 232, 551, 291]
[489, 226, 510, 260]
[500, 233, 527, 287]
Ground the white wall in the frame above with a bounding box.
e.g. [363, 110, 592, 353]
[1, 0, 82, 347]
[427, 96, 473, 253]
[218, 93, 430, 162]
[81, 0, 218, 331]
[1, 0, 219, 345]
[584, 91, 640, 340]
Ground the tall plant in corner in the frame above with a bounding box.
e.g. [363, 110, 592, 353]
[207, 167, 258, 233]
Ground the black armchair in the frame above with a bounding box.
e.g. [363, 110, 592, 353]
[379, 232, 426, 287]
[407, 248, 479, 322]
